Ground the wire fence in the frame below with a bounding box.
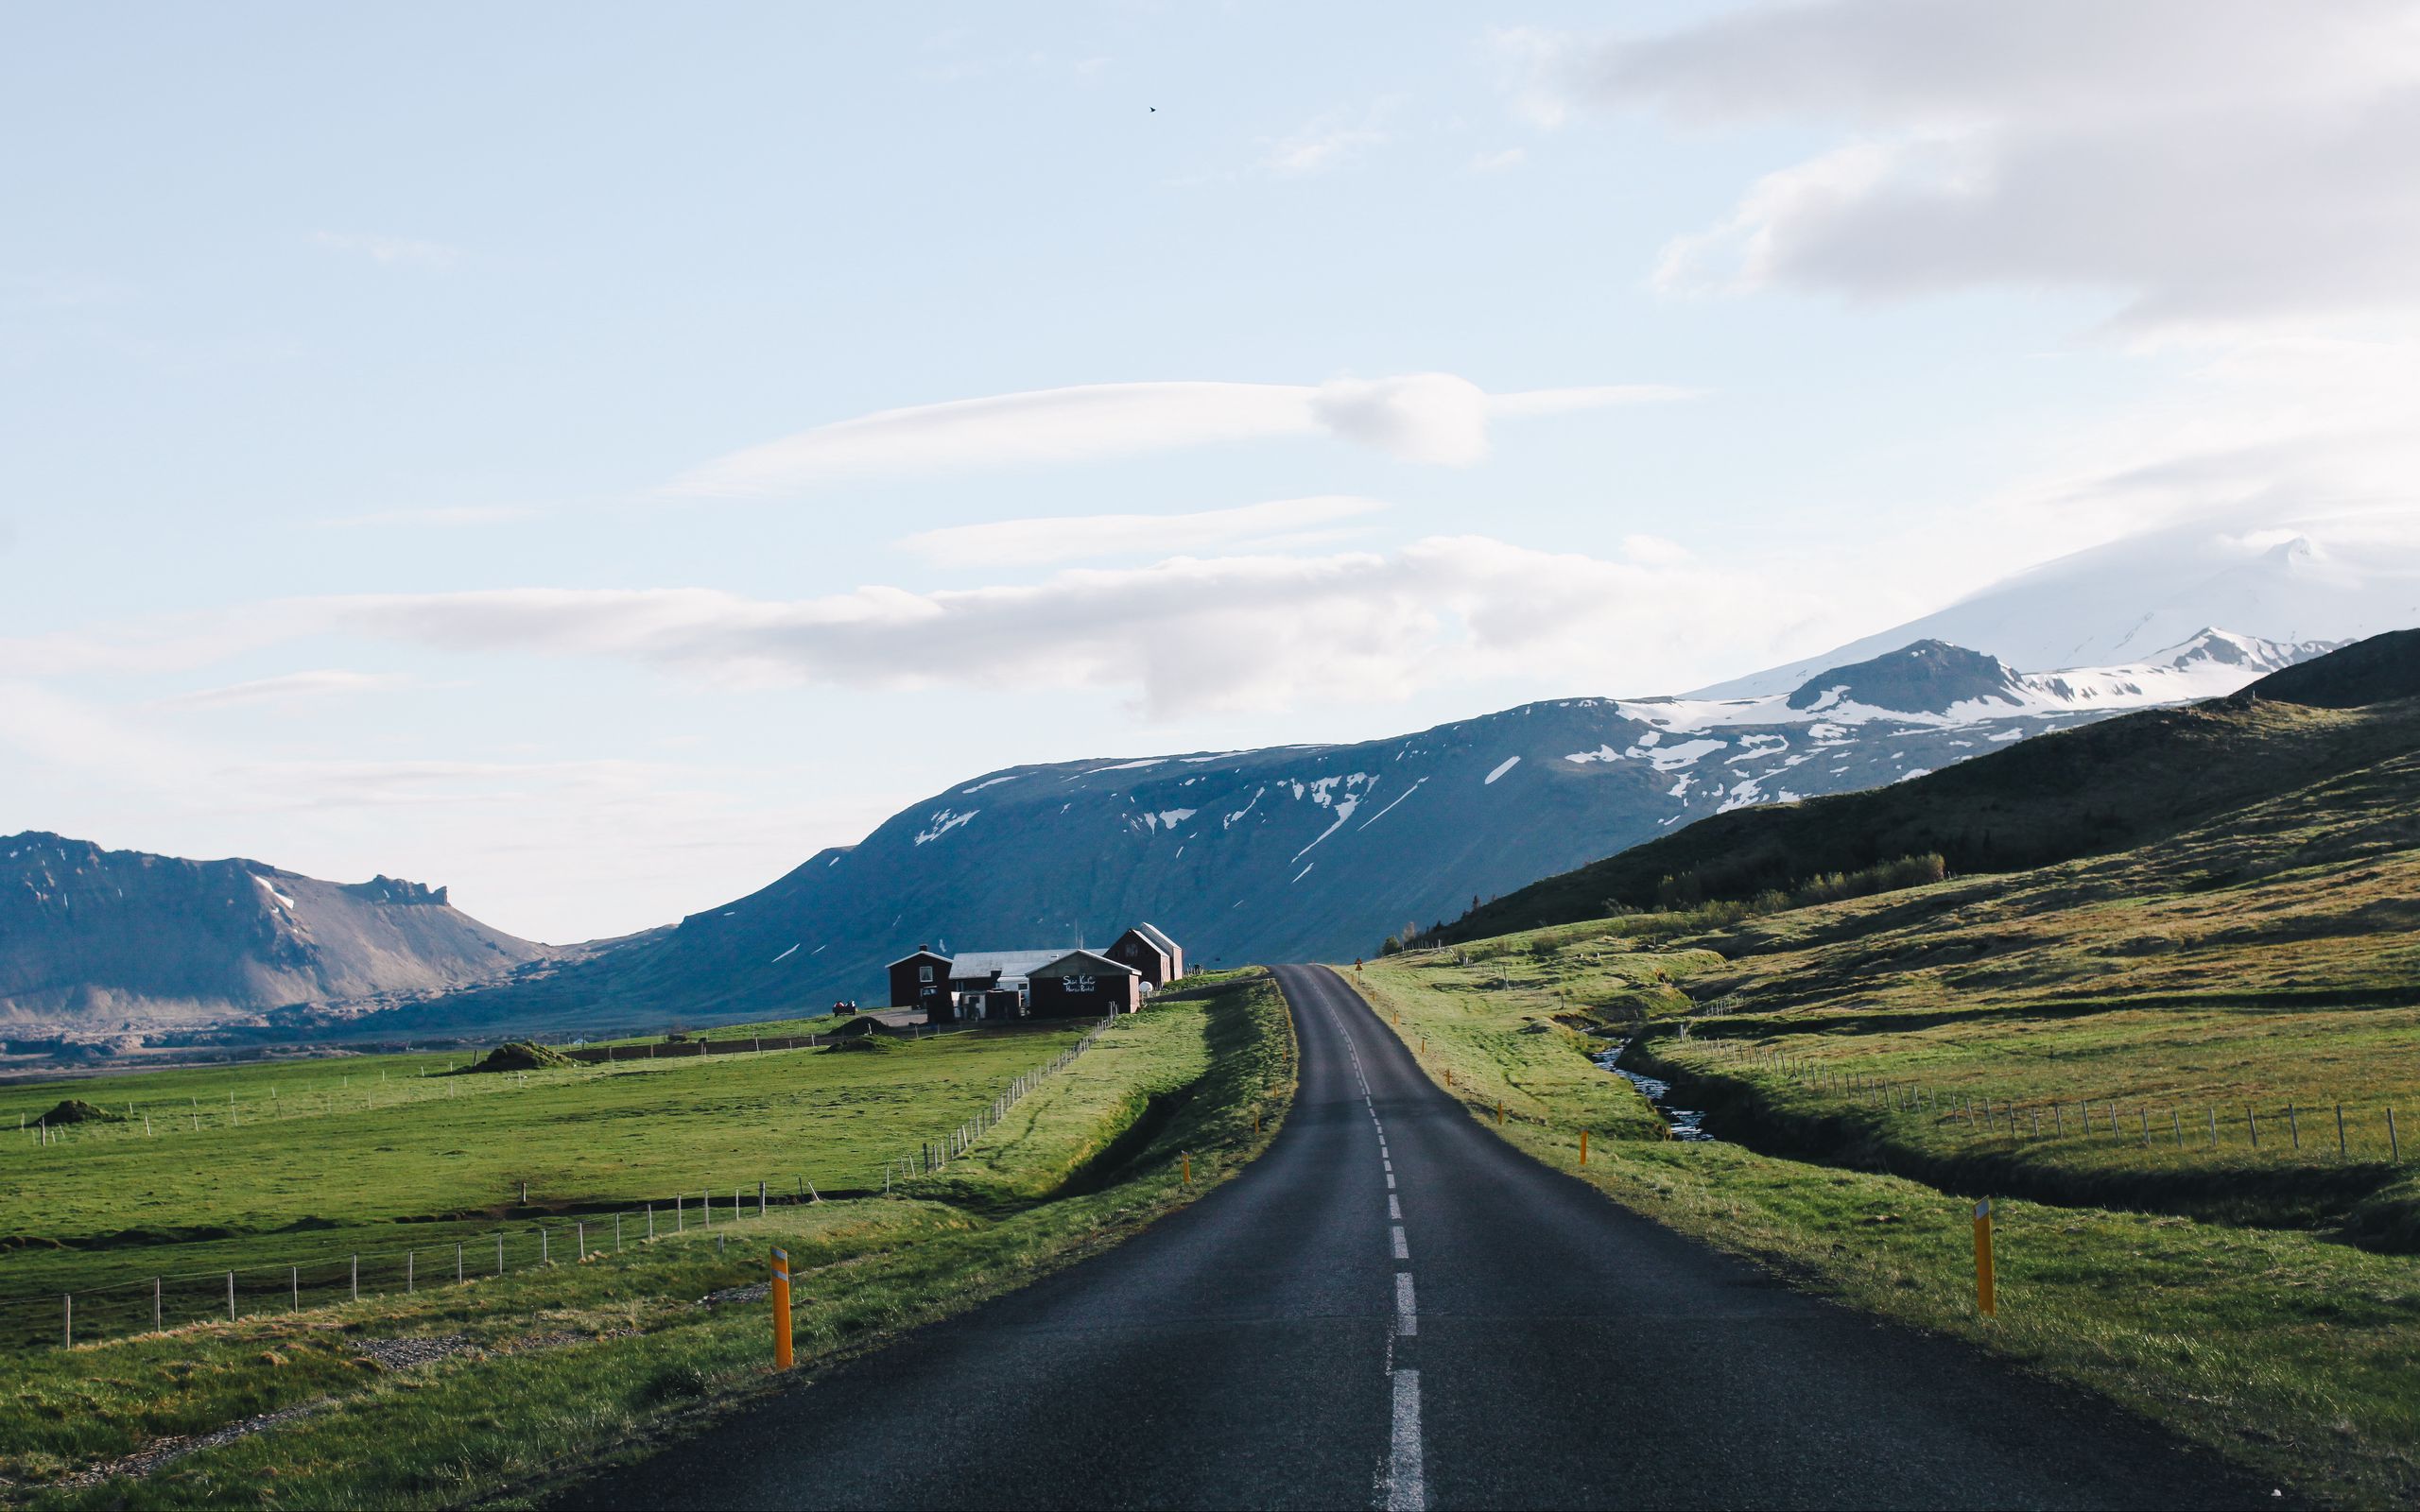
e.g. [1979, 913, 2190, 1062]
[879, 1011, 1119, 1188]
[1685, 1038, 2412, 1165]
[7, 1011, 1123, 1353]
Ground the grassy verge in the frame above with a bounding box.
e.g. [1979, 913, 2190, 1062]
[1, 971, 1295, 1508]
[1356, 953, 2420, 1506]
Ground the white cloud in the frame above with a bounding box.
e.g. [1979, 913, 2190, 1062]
[669, 375, 1691, 497]
[1530, 1, 2420, 329]
[156, 669, 412, 710]
[312, 231, 462, 269]
[1469, 147, 1528, 174]
[1622, 533, 1692, 566]
[1263, 105, 1392, 176]
[74, 539, 1824, 720]
[896, 495, 1388, 568]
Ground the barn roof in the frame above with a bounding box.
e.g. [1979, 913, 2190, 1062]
[885, 948, 953, 969]
[1129, 921, 1181, 956]
[946, 949, 1067, 980]
[1030, 949, 1139, 978]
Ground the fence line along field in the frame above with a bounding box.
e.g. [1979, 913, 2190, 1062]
[0, 1020, 1089, 1349]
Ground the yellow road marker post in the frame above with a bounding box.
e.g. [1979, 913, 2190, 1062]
[770, 1246, 794, 1370]
[1580, 1128, 1590, 1165]
[1973, 1198, 1996, 1317]
[1495, 1102, 1504, 1126]
[1183, 1151, 1192, 1186]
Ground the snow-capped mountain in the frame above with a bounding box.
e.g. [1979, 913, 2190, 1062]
[368, 627, 2338, 1037]
[1704, 516, 2416, 698]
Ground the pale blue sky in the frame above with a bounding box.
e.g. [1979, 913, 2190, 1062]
[6, 2, 2411, 938]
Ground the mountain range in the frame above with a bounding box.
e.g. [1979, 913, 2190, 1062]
[5, 509, 2401, 1053]
[297, 625, 2335, 1042]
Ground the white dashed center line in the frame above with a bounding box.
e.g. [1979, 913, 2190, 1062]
[1313, 972, 1425, 1512]
[1388, 1369, 1426, 1512]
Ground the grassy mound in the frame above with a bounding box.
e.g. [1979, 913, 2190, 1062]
[459, 1041, 577, 1074]
[824, 1035, 897, 1054]
[39, 1098, 121, 1125]
[824, 1015, 881, 1039]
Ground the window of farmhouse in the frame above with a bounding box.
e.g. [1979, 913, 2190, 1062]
[919, 964, 934, 982]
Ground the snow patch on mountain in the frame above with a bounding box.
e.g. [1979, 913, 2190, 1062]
[913, 810, 978, 845]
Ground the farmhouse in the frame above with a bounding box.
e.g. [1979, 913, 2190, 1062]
[1106, 922, 1184, 987]
[887, 925, 1181, 1023]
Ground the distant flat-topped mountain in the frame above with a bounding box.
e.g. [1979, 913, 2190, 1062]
[366, 626, 2334, 1040]
[0, 833, 552, 1036]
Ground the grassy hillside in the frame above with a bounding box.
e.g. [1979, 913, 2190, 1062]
[0, 974, 1295, 1504]
[1353, 692, 2420, 1502]
[1445, 627, 2420, 943]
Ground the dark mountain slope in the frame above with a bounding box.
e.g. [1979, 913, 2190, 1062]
[1786, 639, 2022, 713]
[0, 833, 552, 1031]
[1443, 629, 2420, 942]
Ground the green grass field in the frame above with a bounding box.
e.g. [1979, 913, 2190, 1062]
[0, 1024, 1098, 1351]
[1, 971, 1294, 1506]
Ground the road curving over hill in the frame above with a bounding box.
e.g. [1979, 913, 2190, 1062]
[561, 965, 2268, 1509]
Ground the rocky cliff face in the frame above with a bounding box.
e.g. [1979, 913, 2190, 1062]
[0, 833, 552, 1032]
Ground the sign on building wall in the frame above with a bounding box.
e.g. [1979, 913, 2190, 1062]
[1066, 975, 1096, 993]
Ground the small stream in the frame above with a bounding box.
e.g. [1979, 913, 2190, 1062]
[1595, 1040, 1715, 1142]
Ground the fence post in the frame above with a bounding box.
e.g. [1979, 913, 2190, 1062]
[576, 1222, 584, 1261]
[542, 1228, 550, 1265]
[2337, 1105, 2346, 1160]
[497, 1233, 504, 1275]
[350, 1255, 358, 1302]
[2392, 1108, 2403, 1163]
[616, 1213, 623, 1252]
[229, 1271, 237, 1321]
[154, 1277, 163, 1332]
[407, 1250, 415, 1294]
[759, 1181, 767, 1217]
[291, 1265, 299, 1310]
[457, 1242, 464, 1282]
[2249, 1106, 2259, 1148]
[63, 1294, 71, 1349]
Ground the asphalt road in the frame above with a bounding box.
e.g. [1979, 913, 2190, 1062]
[562, 964, 2270, 1510]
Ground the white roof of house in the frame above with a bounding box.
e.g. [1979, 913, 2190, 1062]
[1031, 949, 1139, 977]
[886, 949, 952, 969]
[1129, 921, 1181, 957]
[946, 949, 1067, 980]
